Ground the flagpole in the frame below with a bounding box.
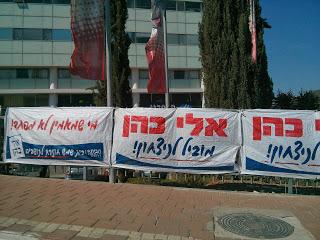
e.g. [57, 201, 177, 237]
[162, 5, 169, 108]
[105, 0, 115, 183]
[105, 0, 112, 107]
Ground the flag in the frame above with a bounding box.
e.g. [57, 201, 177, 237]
[145, 0, 166, 94]
[69, 0, 105, 80]
[249, 0, 257, 63]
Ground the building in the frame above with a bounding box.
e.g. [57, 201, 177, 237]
[0, 0, 203, 113]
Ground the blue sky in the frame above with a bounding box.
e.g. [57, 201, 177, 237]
[260, 0, 320, 94]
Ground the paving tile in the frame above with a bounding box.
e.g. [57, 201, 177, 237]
[2, 224, 33, 233]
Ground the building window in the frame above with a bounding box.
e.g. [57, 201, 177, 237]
[13, 29, 23, 40]
[186, 34, 199, 45]
[135, 0, 151, 9]
[127, 32, 135, 43]
[58, 94, 94, 107]
[58, 68, 71, 78]
[177, 1, 185, 11]
[0, 28, 12, 40]
[135, 32, 150, 44]
[31, 69, 49, 79]
[22, 29, 44, 40]
[138, 70, 148, 88]
[52, 29, 72, 41]
[52, 0, 70, 4]
[174, 70, 185, 79]
[0, 69, 15, 79]
[166, 1, 176, 11]
[139, 94, 165, 108]
[127, 0, 134, 8]
[16, 69, 29, 78]
[185, 2, 201, 12]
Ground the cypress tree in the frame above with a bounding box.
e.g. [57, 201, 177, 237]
[199, 0, 273, 109]
[95, 0, 132, 107]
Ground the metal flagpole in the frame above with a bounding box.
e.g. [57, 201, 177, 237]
[105, 0, 115, 183]
[162, 4, 169, 108]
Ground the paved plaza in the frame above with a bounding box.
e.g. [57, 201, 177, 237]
[0, 175, 319, 240]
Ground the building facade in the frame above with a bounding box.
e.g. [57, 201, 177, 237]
[0, 0, 203, 112]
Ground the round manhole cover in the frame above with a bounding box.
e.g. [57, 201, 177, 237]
[218, 213, 294, 239]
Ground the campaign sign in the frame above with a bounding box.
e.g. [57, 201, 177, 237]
[242, 110, 320, 179]
[112, 108, 240, 174]
[4, 107, 113, 166]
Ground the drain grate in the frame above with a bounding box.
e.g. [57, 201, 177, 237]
[218, 212, 294, 239]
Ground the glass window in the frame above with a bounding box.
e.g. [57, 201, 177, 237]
[127, 32, 135, 43]
[174, 70, 185, 79]
[167, 34, 179, 45]
[23, 29, 43, 40]
[177, 1, 185, 11]
[25, 0, 45, 3]
[58, 94, 94, 107]
[179, 34, 187, 45]
[43, 29, 52, 40]
[166, 1, 176, 10]
[52, 29, 71, 41]
[52, 0, 70, 4]
[0, 28, 12, 40]
[127, 0, 134, 8]
[139, 94, 165, 108]
[16, 69, 29, 78]
[31, 69, 49, 79]
[0, 69, 15, 79]
[35, 78, 49, 89]
[187, 34, 198, 45]
[135, 0, 151, 9]
[138, 70, 148, 88]
[185, 2, 201, 12]
[58, 68, 71, 78]
[135, 32, 149, 43]
[13, 29, 23, 40]
[139, 70, 148, 79]
[188, 70, 199, 79]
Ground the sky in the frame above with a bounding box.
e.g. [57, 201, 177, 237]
[260, 0, 320, 94]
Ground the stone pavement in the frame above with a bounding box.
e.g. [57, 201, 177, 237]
[0, 175, 319, 240]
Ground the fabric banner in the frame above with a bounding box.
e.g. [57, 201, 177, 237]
[145, 0, 166, 93]
[242, 110, 320, 179]
[112, 108, 240, 174]
[69, 0, 105, 80]
[4, 107, 113, 166]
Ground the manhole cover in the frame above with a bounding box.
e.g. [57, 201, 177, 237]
[218, 213, 294, 239]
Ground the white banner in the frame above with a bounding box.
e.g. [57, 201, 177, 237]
[112, 108, 240, 174]
[242, 110, 320, 179]
[4, 107, 113, 166]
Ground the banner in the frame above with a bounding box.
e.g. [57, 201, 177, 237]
[69, 0, 105, 80]
[242, 110, 320, 179]
[4, 107, 113, 166]
[112, 108, 240, 174]
[145, 0, 166, 93]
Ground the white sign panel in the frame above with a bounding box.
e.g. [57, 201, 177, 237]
[242, 110, 320, 179]
[4, 107, 113, 166]
[112, 108, 240, 174]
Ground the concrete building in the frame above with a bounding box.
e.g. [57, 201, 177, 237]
[0, 0, 203, 112]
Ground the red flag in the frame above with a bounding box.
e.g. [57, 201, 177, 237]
[249, 0, 257, 63]
[69, 0, 105, 80]
[145, 0, 166, 94]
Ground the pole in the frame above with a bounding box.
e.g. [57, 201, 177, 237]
[105, 0, 115, 183]
[162, 7, 169, 108]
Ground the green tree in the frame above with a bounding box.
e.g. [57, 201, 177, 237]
[95, 0, 132, 107]
[295, 90, 319, 110]
[273, 90, 295, 109]
[199, 0, 273, 109]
